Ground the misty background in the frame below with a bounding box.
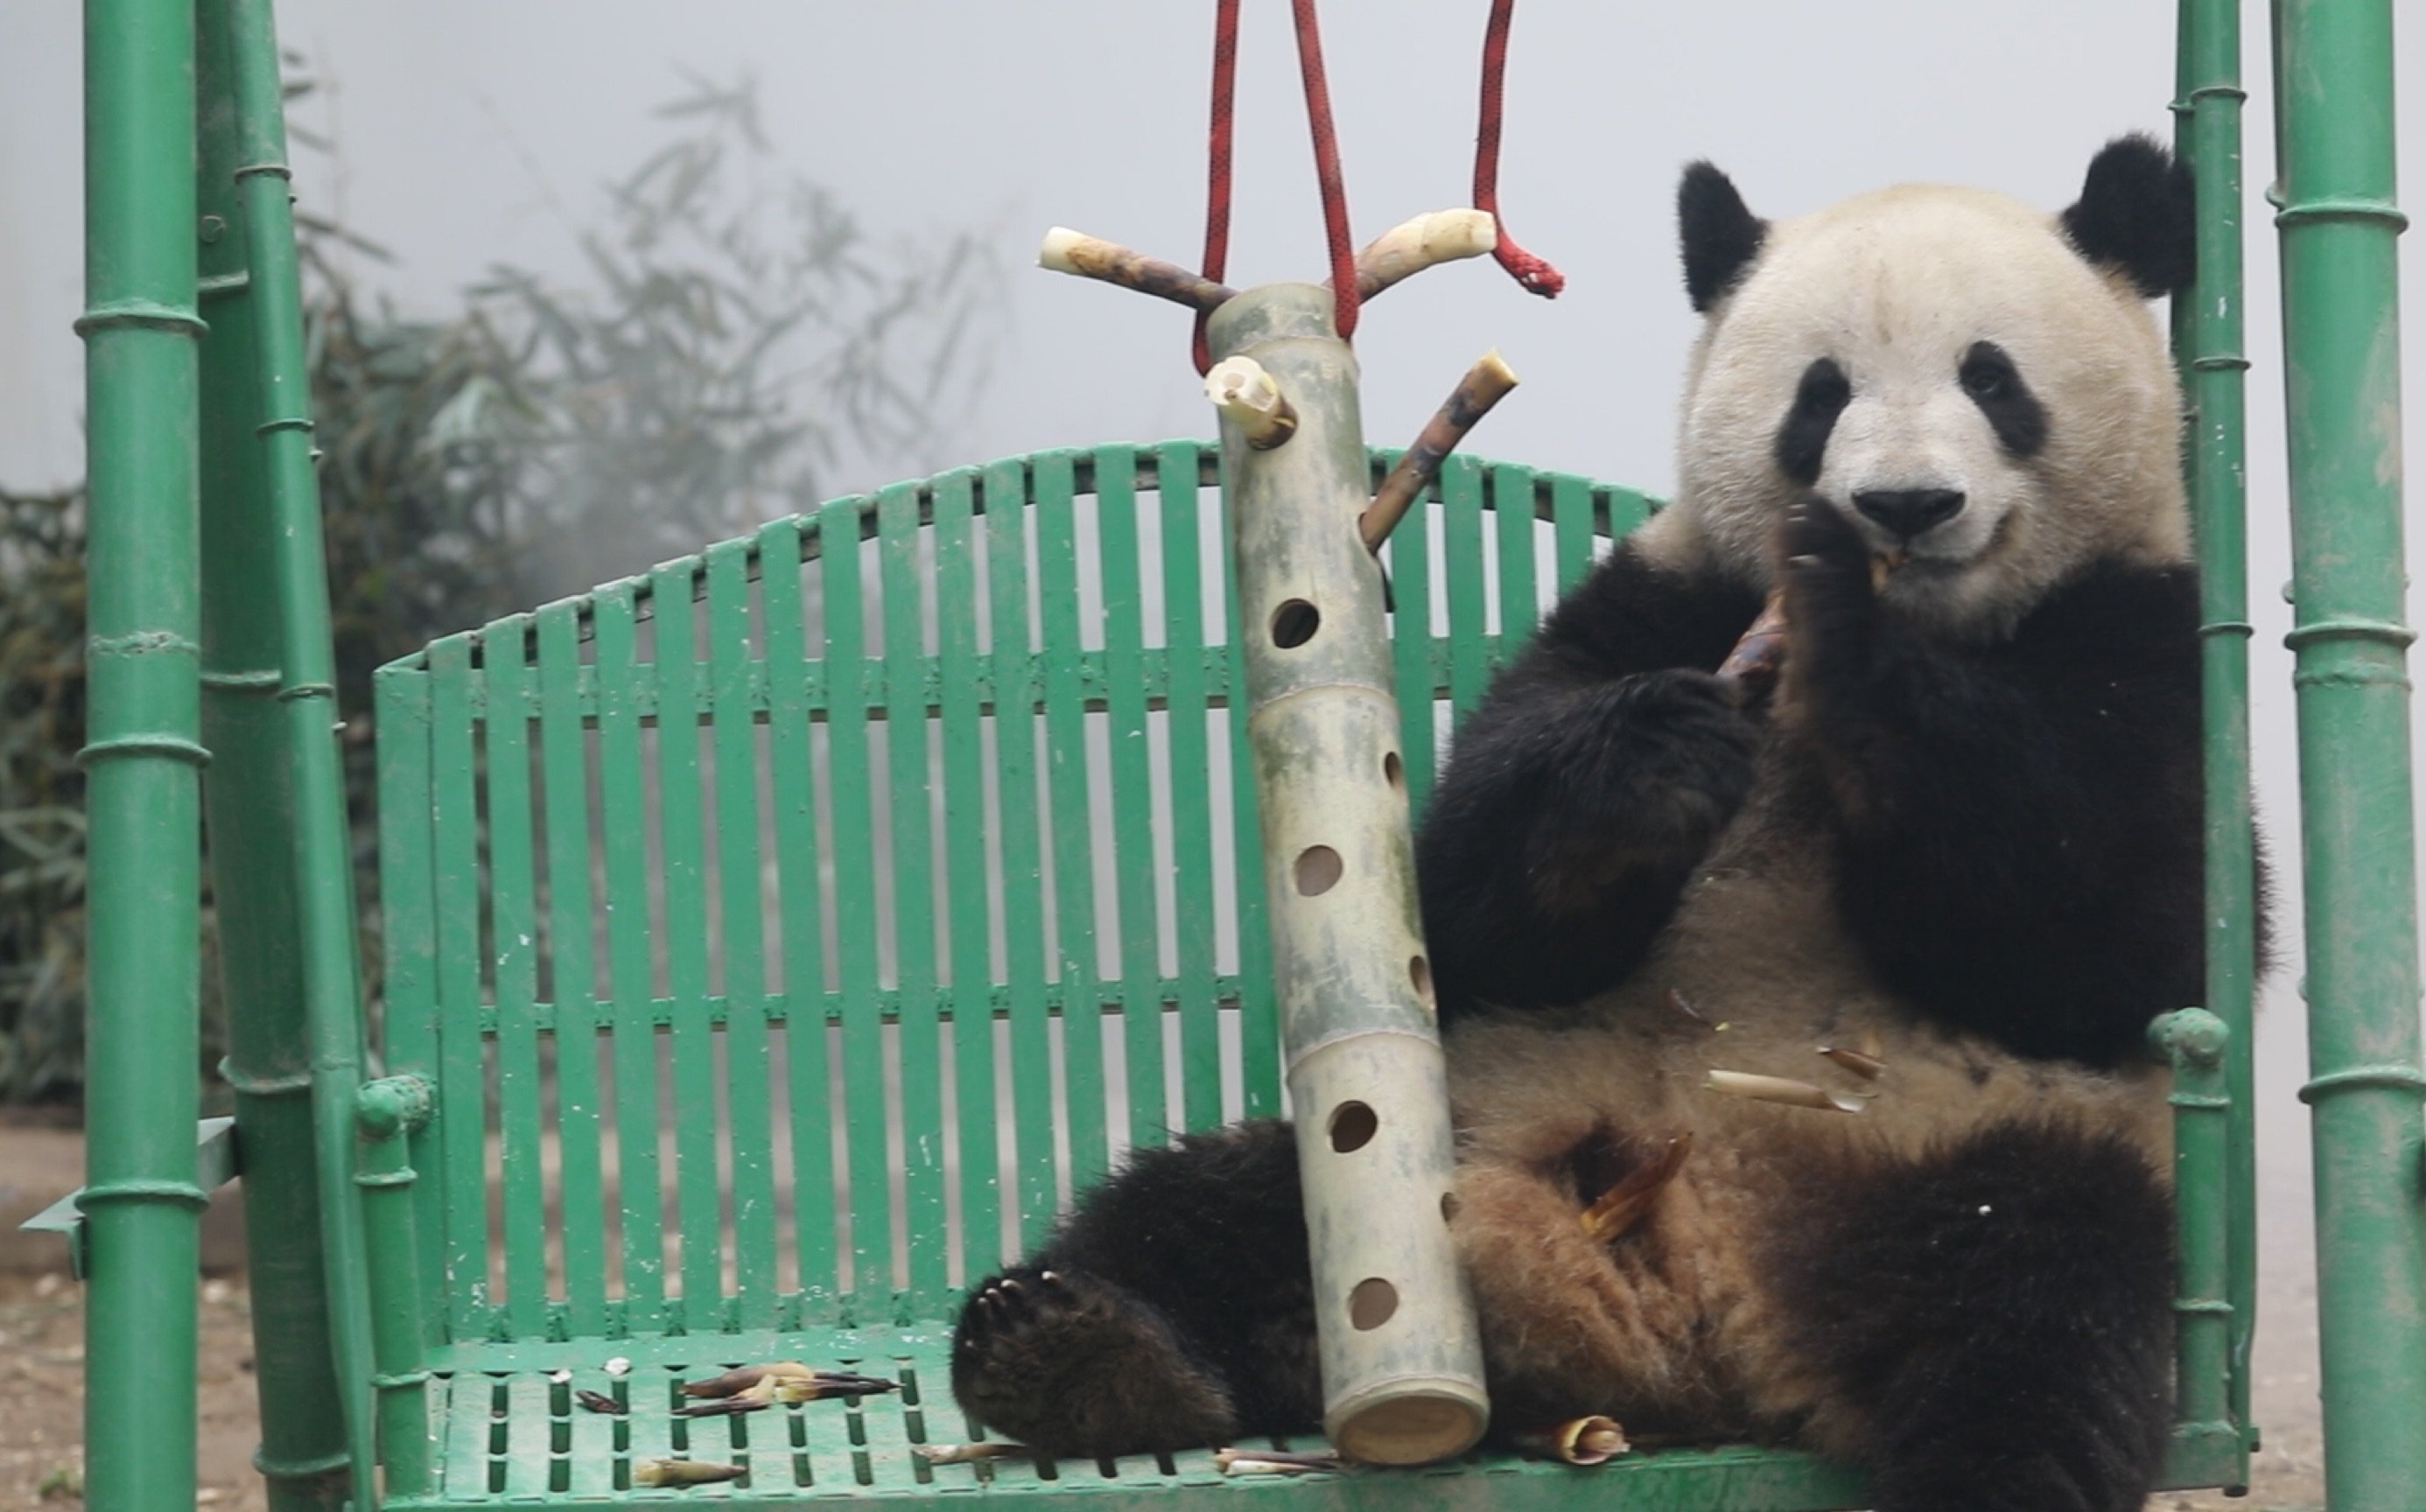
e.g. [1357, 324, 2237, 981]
[5, 0, 2426, 1479]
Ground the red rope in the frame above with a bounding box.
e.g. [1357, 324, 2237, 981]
[1193, 0, 1240, 374]
[1474, 0, 1564, 298]
[1288, 0, 1361, 341]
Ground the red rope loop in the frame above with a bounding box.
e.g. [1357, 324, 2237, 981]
[1289, 0, 1361, 341]
[1193, 0, 1241, 374]
[1475, 0, 1565, 298]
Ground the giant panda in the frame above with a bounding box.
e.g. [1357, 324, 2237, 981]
[952, 136, 2210, 1512]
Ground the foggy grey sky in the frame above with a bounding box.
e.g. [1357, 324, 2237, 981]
[6, 1, 2426, 1435]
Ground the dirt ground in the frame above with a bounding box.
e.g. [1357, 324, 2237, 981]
[0, 1105, 2329, 1512]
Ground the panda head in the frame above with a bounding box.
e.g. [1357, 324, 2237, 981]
[1652, 136, 2196, 638]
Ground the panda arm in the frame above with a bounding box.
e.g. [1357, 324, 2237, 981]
[1780, 503, 2205, 1066]
[1416, 540, 1766, 1017]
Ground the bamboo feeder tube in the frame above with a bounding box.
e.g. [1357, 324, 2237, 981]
[1206, 283, 1489, 1465]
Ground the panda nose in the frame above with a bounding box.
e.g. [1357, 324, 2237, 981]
[1852, 488, 1967, 540]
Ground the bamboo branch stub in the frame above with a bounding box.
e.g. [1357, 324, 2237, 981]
[1361, 349, 1521, 550]
[1343, 208, 1498, 300]
[1204, 356, 1299, 449]
[1038, 227, 1237, 312]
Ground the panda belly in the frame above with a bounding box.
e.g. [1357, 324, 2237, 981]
[1441, 787, 2174, 1451]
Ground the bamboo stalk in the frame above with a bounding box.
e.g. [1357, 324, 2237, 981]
[1360, 351, 1520, 550]
[1343, 208, 1497, 300]
[1038, 228, 1236, 312]
[1204, 356, 1299, 449]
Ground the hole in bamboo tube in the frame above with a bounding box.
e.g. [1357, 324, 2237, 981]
[1349, 1278, 1399, 1331]
[1271, 599, 1321, 648]
[1441, 1192, 1462, 1224]
[1383, 751, 1405, 792]
[1328, 1101, 1378, 1153]
[1409, 954, 1435, 1008]
[1294, 844, 1343, 897]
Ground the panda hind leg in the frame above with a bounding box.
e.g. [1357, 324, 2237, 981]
[1770, 1119, 2175, 1512]
[951, 1266, 1241, 1457]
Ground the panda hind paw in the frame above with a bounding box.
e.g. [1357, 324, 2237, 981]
[950, 1266, 1240, 1458]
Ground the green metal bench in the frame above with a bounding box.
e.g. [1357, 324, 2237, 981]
[357, 444, 2244, 1507]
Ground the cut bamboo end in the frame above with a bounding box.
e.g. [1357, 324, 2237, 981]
[1361, 349, 1521, 551]
[1204, 355, 1299, 449]
[1038, 227, 1237, 312]
[1348, 207, 1498, 299]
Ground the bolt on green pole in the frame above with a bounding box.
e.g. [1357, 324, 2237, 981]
[213, 0, 384, 1504]
[192, 2, 354, 1506]
[2270, 2, 2426, 1508]
[1206, 284, 1489, 1466]
[2170, 0, 2258, 1460]
[76, 3, 207, 1510]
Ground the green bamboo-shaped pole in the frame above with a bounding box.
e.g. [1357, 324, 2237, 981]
[215, 1, 383, 1502]
[2272, 2, 2426, 1506]
[193, 4, 352, 1506]
[77, 4, 207, 1509]
[1207, 284, 1488, 1465]
[2170, 0, 2257, 1458]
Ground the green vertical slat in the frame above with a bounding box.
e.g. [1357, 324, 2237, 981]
[374, 664, 450, 1340]
[1094, 445, 1168, 1151]
[1217, 459, 1280, 1117]
[533, 604, 606, 1336]
[1155, 444, 1225, 1132]
[1441, 455, 1493, 722]
[705, 541, 779, 1328]
[1490, 462, 1540, 672]
[480, 616, 548, 1340]
[1604, 485, 1655, 541]
[1550, 472, 1598, 595]
[649, 561, 726, 1325]
[592, 583, 667, 1330]
[985, 459, 1059, 1247]
[1385, 477, 1440, 816]
[931, 470, 1001, 1277]
[758, 517, 839, 1316]
[878, 483, 949, 1314]
[819, 496, 894, 1309]
[425, 634, 491, 1340]
[1033, 452, 1110, 1188]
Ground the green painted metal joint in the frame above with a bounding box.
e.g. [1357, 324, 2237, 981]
[2150, 1007, 2228, 1067]
[358, 1075, 436, 1142]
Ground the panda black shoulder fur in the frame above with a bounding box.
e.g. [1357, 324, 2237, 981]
[953, 136, 2209, 1511]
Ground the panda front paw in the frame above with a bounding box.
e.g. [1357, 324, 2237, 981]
[1527, 668, 1759, 912]
[1777, 497, 1880, 690]
[950, 1267, 1238, 1457]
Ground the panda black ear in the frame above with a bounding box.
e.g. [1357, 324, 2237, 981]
[2060, 134, 2196, 298]
[1679, 161, 1767, 313]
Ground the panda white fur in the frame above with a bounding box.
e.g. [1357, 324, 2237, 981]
[953, 136, 2208, 1512]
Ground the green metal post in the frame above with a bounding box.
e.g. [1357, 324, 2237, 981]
[214, 1, 384, 1504]
[2272, 3, 2426, 1508]
[2170, 0, 2257, 1462]
[2153, 1011, 2233, 1443]
[355, 1077, 436, 1497]
[76, 4, 207, 1511]
[193, 3, 351, 1506]
[1206, 285, 1489, 1466]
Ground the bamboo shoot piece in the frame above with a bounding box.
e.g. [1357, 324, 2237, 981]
[1360, 350, 1521, 551]
[633, 1460, 746, 1487]
[1706, 1068, 1869, 1113]
[1343, 208, 1497, 300]
[1578, 1134, 1692, 1242]
[1204, 356, 1298, 450]
[1509, 1415, 1631, 1466]
[1716, 590, 1788, 691]
[1038, 228, 1236, 312]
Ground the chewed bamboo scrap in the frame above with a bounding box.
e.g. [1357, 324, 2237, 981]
[1715, 589, 1789, 690]
[1509, 1415, 1631, 1466]
[1215, 1447, 1346, 1475]
[1870, 549, 1910, 593]
[1818, 1045, 1886, 1080]
[1578, 1134, 1692, 1243]
[913, 1442, 1033, 1466]
[633, 1459, 746, 1487]
[681, 1362, 896, 1406]
[1705, 1068, 1868, 1113]
[574, 1390, 626, 1415]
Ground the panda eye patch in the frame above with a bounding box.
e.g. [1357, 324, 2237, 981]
[1958, 341, 2050, 457]
[1773, 357, 1853, 486]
